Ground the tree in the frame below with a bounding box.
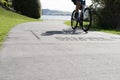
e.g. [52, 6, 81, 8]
[91, 0, 120, 30]
[0, 0, 12, 8]
[12, 0, 41, 19]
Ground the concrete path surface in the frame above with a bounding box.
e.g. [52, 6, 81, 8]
[1, 20, 120, 80]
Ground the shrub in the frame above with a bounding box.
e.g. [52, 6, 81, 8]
[12, 0, 41, 19]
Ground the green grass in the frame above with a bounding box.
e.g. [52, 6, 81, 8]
[64, 20, 71, 26]
[0, 7, 40, 44]
[64, 20, 120, 35]
[100, 30, 120, 35]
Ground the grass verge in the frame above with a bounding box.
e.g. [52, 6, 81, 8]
[0, 7, 40, 45]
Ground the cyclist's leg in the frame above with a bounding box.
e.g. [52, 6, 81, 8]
[74, 0, 81, 19]
[75, 0, 81, 12]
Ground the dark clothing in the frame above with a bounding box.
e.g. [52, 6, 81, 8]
[71, 0, 85, 5]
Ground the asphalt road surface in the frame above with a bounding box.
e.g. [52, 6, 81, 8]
[0, 20, 120, 80]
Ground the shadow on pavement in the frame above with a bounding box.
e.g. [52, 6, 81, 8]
[41, 28, 87, 36]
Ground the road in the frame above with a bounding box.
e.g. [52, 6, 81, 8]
[0, 20, 120, 80]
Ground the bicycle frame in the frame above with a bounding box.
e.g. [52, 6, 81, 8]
[80, 0, 86, 18]
[71, 0, 92, 32]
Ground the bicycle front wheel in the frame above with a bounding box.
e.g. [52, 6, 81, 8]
[71, 10, 79, 29]
[81, 8, 92, 32]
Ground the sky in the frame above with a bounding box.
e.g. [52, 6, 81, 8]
[40, 0, 92, 12]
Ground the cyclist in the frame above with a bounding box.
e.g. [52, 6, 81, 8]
[71, 0, 85, 18]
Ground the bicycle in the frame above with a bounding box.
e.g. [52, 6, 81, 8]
[71, 0, 92, 33]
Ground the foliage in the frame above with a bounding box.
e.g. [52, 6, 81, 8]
[12, 0, 41, 19]
[91, 0, 120, 30]
[0, 0, 12, 8]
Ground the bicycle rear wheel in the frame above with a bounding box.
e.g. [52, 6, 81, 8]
[71, 10, 79, 29]
[81, 8, 92, 32]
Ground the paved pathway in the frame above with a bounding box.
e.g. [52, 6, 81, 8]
[1, 20, 120, 80]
